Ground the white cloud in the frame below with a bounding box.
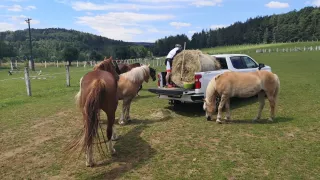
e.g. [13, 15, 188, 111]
[25, 5, 36, 10]
[147, 27, 160, 33]
[0, 4, 37, 11]
[191, 0, 222, 7]
[309, 0, 320, 6]
[20, 19, 40, 25]
[71, 1, 183, 11]
[76, 12, 175, 41]
[8, 4, 23, 11]
[210, 24, 227, 30]
[0, 22, 16, 31]
[188, 30, 196, 34]
[170, 22, 191, 29]
[265, 1, 289, 8]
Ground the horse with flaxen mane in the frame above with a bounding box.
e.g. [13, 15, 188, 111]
[117, 64, 156, 125]
[71, 56, 121, 167]
[203, 70, 280, 123]
[117, 62, 143, 96]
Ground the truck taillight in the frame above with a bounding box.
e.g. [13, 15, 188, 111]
[195, 74, 202, 89]
[157, 74, 160, 87]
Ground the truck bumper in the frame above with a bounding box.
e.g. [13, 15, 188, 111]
[148, 88, 204, 103]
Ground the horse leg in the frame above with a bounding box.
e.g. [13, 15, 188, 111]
[217, 94, 227, 123]
[266, 92, 276, 122]
[119, 99, 129, 125]
[253, 91, 266, 122]
[119, 100, 126, 125]
[106, 113, 116, 155]
[125, 98, 133, 122]
[85, 144, 94, 167]
[224, 98, 231, 121]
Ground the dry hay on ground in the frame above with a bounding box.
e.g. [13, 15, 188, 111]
[171, 50, 221, 87]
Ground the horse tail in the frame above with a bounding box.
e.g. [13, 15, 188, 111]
[68, 79, 106, 154]
[273, 73, 280, 104]
[75, 76, 83, 108]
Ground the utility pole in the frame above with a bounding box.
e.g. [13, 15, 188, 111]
[25, 18, 35, 71]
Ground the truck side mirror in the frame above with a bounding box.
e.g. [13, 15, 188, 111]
[258, 63, 265, 70]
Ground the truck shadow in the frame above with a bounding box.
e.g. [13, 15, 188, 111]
[166, 96, 259, 117]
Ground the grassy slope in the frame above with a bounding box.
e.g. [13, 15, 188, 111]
[202, 41, 320, 54]
[0, 45, 319, 179]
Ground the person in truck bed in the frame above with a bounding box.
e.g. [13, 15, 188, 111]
[164, 44, 183, 87]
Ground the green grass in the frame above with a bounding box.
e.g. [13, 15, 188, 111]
[202, 41, 320, 54]
[0, 46, 320, 179]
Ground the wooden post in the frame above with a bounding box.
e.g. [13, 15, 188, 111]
[57, 61, 59, 67]
[77, 61, 79, 67]
[10, 60, 13, 71]
[15, 60, 18, 68]
[24, 67, 32, 96]
[45, 61, 47, 68]
[66, 65, 70, 87]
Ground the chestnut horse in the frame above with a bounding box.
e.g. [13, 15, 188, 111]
[117, 64, 156, 125]
[203, 70, 280, 123]
[71, 57, 120, 167]
[118, 62, 143, 95]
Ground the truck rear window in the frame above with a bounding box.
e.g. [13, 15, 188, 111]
[215, 57, 228, 69]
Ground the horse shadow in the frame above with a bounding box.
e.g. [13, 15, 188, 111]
[219, 116, 294, 124]
[167, 96, 259, 117]
[90, 118, 168, 180]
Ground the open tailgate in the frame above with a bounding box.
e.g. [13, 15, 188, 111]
[148, 87, 194, 96]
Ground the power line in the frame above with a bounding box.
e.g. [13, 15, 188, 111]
[25, 18, 35, 71]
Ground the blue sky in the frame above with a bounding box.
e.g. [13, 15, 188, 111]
[0, 0, 318, 42]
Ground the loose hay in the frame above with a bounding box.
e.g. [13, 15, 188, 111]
[171, 50, 221, 87]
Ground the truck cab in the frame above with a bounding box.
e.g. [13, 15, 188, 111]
[148, 54, 271, 104]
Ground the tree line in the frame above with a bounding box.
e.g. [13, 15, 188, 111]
[150, 6, 320, 56]
[0, 28, 153, 64]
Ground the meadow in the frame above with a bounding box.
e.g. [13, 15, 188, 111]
[0, 44, 320, 179]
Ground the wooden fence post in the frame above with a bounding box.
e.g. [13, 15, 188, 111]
[66, 65, 70, 87]
[45, 61, 47, 68]
[24, 67, 32, 96]
[77, 61, 79, 67]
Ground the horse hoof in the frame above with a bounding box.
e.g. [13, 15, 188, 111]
[86, 162, 94, 167]
[216, 119, 222, 124]
[112, 136, 119, 141]
[267, 118, 273, 122]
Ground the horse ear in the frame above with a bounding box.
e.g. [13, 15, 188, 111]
[109, 56, 113, 60]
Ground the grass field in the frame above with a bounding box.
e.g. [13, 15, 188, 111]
[1, 46, 320, 179]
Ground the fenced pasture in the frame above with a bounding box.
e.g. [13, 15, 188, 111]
[0, 49, 320, 179]
[202, 41, 320, 54]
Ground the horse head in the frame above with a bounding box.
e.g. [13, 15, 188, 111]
[203, 97, 217, 121]
[149, 65, 157, 81]
[94, 56, 120, 81]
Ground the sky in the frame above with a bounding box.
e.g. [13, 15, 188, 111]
[0, 0, 319, 42]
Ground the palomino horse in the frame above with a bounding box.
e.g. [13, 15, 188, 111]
[203, 70, 280, 123]
[117, 64, 156, 125]
[118, 62, 143, 96]
[71, 57, 120, 167]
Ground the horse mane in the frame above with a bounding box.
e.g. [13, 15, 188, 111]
[120, 65, 149, 83]
[205, 73, 222, 104]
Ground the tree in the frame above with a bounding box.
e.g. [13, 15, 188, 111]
[63, 47, 79, 66]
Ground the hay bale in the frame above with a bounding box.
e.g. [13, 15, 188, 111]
[171, 50, 221, 87]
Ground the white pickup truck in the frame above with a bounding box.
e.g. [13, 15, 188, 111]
[148, 54, 272, 105]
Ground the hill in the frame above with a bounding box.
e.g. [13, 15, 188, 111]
[0, 28, 152, 62]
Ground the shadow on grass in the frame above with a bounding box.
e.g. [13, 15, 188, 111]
[90, 118, 169, 180]
[166, 96, 259, 117]
[215, 116, 294, 124]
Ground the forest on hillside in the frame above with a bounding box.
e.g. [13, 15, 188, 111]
[0, 28, 152, 63]
[151, 6, 320, 56]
